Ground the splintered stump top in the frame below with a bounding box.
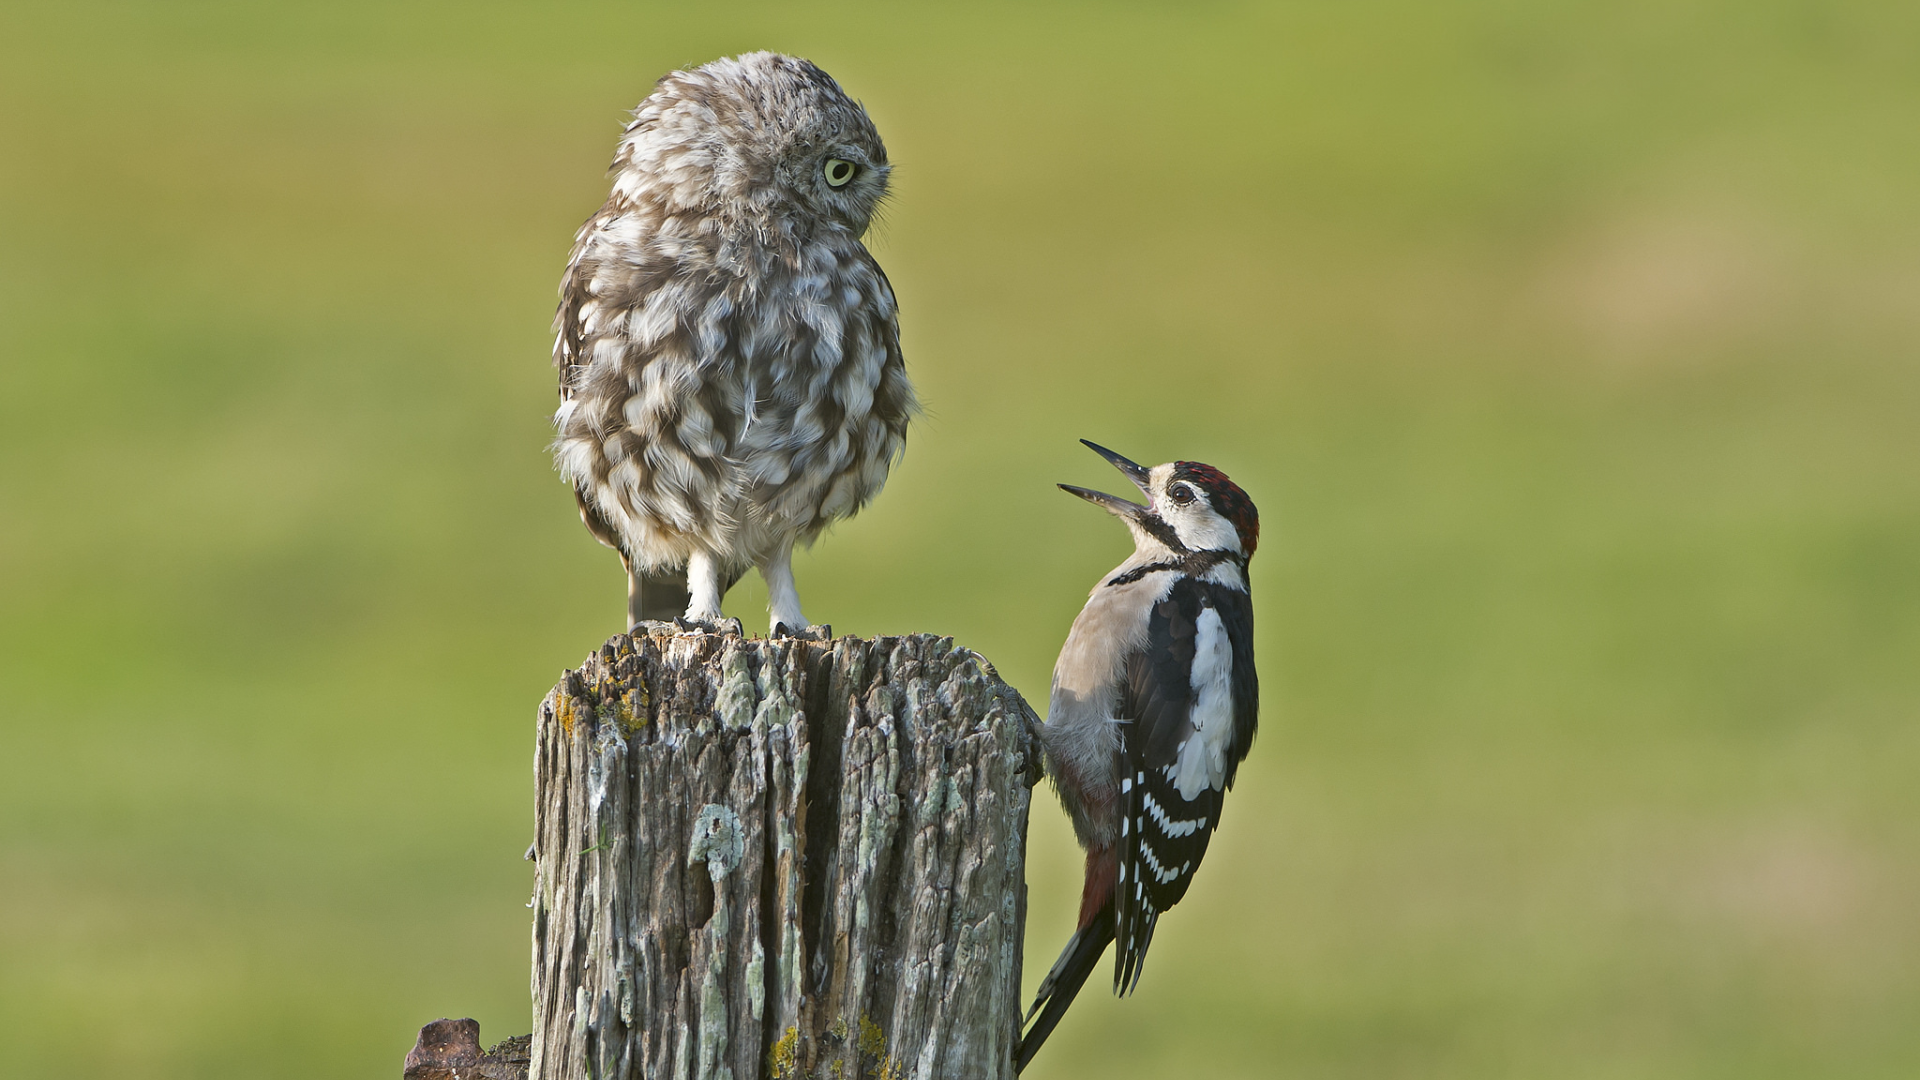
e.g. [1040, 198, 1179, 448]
[530, 627, 1043, 1080]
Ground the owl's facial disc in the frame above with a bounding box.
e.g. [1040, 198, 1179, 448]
[823, 158, 857, 188]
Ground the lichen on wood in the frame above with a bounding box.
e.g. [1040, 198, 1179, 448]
[530, 627, 1042, 1080]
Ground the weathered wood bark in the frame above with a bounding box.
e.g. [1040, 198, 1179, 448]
[530, 627, 1043, 1080]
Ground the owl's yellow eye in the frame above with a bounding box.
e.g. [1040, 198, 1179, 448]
[824, 158, 856, 188]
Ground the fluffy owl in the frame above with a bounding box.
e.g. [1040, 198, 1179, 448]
[552, 52, 916, 635]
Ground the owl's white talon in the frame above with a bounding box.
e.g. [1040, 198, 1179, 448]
[761, 544, 806, 638]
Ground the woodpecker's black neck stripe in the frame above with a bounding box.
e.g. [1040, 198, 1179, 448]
[1104, 561, 1177, 588]
[1103, 549, 1244, 588]
[1137, 515, 1185, 554]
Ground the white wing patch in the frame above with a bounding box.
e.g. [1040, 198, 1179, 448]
[1173, 606, 1235, 801]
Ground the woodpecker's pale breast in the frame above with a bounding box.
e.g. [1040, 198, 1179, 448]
[1047, 556, 1174, 849]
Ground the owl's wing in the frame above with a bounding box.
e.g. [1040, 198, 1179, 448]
[554, 92, 671, 399]
[552, 206, 614, 402]
[551, 202, 664, 548]
[861, 251, 918, 442]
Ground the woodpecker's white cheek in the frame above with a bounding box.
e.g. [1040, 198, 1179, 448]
[1170, 509, 1243, 555]
[1174, 606, 1235, 801]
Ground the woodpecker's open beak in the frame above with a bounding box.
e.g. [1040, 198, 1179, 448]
[1059, 439, 1153, 520]
[1081, 440, 1152, 493]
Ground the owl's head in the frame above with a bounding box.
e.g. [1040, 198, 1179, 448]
[614, 52, 891, 237]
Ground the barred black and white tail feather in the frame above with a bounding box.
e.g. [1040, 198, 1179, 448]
[1113, 888, 1158, 996]
[1015, 903, 1115, 1073]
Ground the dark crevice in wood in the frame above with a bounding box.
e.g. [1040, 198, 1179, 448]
[798, 638, 846, 1004]
[752, 659, 785, 1063]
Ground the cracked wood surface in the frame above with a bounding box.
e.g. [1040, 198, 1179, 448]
[530, 627, 1042, 1080]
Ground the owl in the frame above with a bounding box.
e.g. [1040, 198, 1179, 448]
[552, 52, 916, 635]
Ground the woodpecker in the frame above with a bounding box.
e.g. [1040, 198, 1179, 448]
[1016, 440, 1260, 1073]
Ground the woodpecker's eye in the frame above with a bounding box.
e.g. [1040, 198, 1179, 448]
[1169, 484, 1196, 506]
[823, 158, 857, 188]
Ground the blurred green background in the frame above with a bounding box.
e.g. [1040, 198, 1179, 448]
[3, 1, 1917, 1077]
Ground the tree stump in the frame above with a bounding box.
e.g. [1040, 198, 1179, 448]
[529, 627, 1043, 1080]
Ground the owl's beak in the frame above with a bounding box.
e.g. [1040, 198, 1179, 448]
[1059, 439, 1152, 521]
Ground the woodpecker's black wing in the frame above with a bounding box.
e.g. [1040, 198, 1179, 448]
[1112, 573, 1257, 994]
